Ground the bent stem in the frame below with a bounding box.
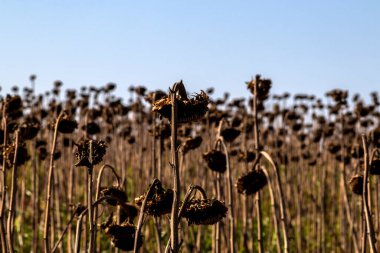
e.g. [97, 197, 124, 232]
[361, 135, 377, 253]
[134, 179, 160, 253]
[261, 167, 282, 253]
[43, 111, 65, 253]
[217, 136, 235, 253]
[74, 196, 118, 253]
[260, 151, 289, 253]
[165, 184, 207, 253]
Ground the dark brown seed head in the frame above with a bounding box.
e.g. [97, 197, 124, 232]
[152, 89, 209, 123]
[102, 220, 142, 251]
[84, 122, 101, 135]
[370, 159, 380, 175]
[183, 136, 203, 154]
[3, 143, 30, 167]
[238, 151, 256, 163]
[246, 75, 272, 100]
[349, 174, 363, 195]
[145, 90, 167, 104]
[5, 95, 22, 116]
[19, 121, 40, 140]
[203, 150, 226, 173]
[119, 203, 139, 222]
[101, 187, 128, 206]
[57, 116, 78, 134]
[135, 181, 173, 217]
[75, 139, 107, 167]
[236, 169, 267, 195]
[221, 127, 241, 143]
[182, 199, 228, 225]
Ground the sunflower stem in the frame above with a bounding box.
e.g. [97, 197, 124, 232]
[87, 140, 95, 253]
[361, 134, 377, 253]
[0, 111, 7, 253]
[134, 179, 160, 253]
[6, 130, 20, 253]
[170, 87, 180, 253]
[252, 75, 263, 253]
[43, 111, 65, 253]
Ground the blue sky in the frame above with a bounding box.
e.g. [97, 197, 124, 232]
[0, 1, 379, 100]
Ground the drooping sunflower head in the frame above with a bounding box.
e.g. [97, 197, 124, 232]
[2, 142, 30, 167]
[221, 127, 241, 143]
[236, 169, 267, 195]
[4, 95, 23, 119]
[183, 136, 203, 154]
[135, 181, 173, 217]
[101, 186, 128, 206]
[182, 199, 228, 225]
[370, 158, 380, 175]
[102, 220, 142, 251]
[349, 174, 363, 195]
[203, 150, 226, 173]
[19, 118, 40, 140]
[57, 114, 78, 134]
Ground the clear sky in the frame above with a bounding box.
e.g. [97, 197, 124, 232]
[0, 1, 379, 100]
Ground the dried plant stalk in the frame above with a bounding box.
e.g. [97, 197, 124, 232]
[361, 135, 377, 253]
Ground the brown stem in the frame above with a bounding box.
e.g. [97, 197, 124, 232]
[134, 179, 160, 253]
[260, 151, 289, 253]
[361, 134, 377, 253]
[87, 142, 95, 253]
[252, 75, 263, 253]
[170, 86, 180, 253]
[6, 130, 20, 253]
[74, 196, 118, 253]
[93, 164, 121, 251]
[217, 137, 235, 253]
[260, 167, 282, 253]
[0, 111, 7, 253]
[165, 184, 207, 253]
[43, 111, 65, 253]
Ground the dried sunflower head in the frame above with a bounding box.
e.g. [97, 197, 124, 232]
[135, 181, 173, 217]
[145, 90, 167, 104]
[75, 139, 107, 167]
[19, 120, 40, 140]
[203, 150, 226, 173]
[101, 187, 128, 206]
[236, 169, 267, 195]
[57, 115, 78, 134]
[349, 174, 363, 195]
[183, 136, 203, 154]
[326, 89, 348, 105]
[119, 203, 139, 222]
[182, 199, 228, 225]
[238, 150, 256, 163]
[84, 122, 101, 135]
[246, 75, 272, 100]
[102, 220, 142, 251]
[4, 95, 23, 118]
[370, 159, 380, 175]
[152, 81, 209, 123]
[221, 127, 241, 143]
[3, 142, 30, 167]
